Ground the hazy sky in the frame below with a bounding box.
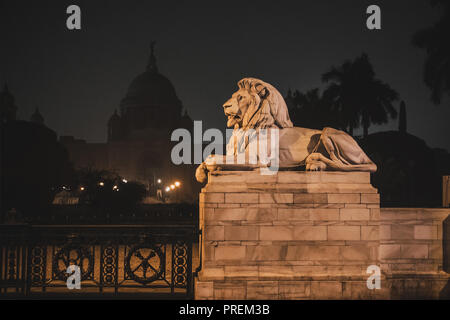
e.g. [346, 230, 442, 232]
[1, 0, 449, 150]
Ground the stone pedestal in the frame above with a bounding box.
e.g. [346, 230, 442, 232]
[195, 170, 387, 299]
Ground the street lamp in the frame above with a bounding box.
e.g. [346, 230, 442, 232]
[170, 184, 175, 190]
[175, 181, 180, 187]
[165, 187, 170, 192]
[157, 179, 162, 184]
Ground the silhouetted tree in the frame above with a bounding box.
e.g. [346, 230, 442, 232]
[322, 53, 398, 138]
[74, 167, 146, 213]
[286, 88, 341, 130]
[0, 120, 73, 219]
[413, 0, 450, 104]
[321, 59, 360, 135]
[360, 131, 444, 207]
[399, 101, 407, 133]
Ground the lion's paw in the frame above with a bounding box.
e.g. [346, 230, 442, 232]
[195, 163, 208, 183]
[306, 161, 326, 171]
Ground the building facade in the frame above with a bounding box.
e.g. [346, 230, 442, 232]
[60, 44, 195, 199]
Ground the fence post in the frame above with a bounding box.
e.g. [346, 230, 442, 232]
[443, 176, 450, 207]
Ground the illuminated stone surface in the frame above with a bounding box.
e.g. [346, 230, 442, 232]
[195, 171, 450, 299]
[195, 78, 377, 183]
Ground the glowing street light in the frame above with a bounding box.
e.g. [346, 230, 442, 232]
[122, 179, 128, 183]
[80, 186, 85, 191]
[174, 181, 180, 187]
[99, 182, 104, 186]
[113, 185, 118, 190]
[170, 184, 175, 190]
[165, 187, 170, 192]
[157, 179, 162, 184]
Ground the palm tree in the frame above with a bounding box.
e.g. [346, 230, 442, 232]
[286, 88, 339, 130]
[322, 59, 359, 135]
[322, 53, 398, 138]
[296, 88, 340, 130]
[412, 0, 450, 105]
[360, 79, 398, 138]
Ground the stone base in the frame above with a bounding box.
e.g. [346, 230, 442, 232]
[195, 277, 388, 300]
[387, 273, 450, 299]
[195, 274, 450, 299]
[196, 170, 383, 299]
[195, 170, 450, 299]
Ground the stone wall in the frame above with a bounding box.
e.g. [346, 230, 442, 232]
[196, 170, 386, 299]
[444, 176, 450, 207]
[380, 208, 450, 298]
[195, 170, 450, 299]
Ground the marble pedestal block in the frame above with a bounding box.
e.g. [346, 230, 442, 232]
[195, 170, 386, 299]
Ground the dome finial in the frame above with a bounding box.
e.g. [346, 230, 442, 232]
[147, 41, 158, 73]
[31, 106, 44, 125]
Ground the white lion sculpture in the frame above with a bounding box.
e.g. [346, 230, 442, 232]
[195, 77, 377, 183]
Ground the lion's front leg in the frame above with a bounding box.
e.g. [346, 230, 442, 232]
[195, 162, 208, 183]
[305, 153, 327, 171]
[195, 155, 222, 183]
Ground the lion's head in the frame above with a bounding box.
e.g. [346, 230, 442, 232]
[223, 77, 293, 129]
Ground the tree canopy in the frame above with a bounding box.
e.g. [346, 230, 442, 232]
[288, 53, 399, 138]
[322, 53, 398, 138]
[413, 0, 450, 105]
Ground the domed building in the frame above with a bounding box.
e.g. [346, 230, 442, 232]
[108, 42, 187, 142]
[30, 107, 45, 125]
[0, 84, 18, 123]
[61, 43, 195, 201]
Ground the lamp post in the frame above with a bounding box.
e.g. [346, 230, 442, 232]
[156, 178, 163, 201]
[162, 180, 182, 203]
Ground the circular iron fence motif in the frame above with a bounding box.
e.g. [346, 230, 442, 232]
[125, 245, 163, 284]
[53, 244, 94, 281]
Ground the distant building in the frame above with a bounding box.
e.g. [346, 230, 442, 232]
[60, 43, 196, 198]
[0, 84, 18, 123]
[0, 85, 46, 126]
[30, 108, 44, 125]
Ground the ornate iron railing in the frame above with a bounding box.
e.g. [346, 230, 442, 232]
[0, 224, 196, 298]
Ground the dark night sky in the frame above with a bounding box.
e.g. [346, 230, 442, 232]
[1, 0, 449, 150]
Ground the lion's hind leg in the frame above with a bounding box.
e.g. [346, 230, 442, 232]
[315, 127, 377, 172]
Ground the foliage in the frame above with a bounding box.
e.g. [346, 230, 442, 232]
[287, 54, 399, 137]
[321, 53, 398, 137]
[360, 131, 445, 207]
[286, 88, 341, 130]
[74, 167, 146, 213]
[412, 0, 450, 104]
[0, 120, 74, 217]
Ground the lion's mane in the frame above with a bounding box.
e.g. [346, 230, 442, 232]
[237, 77, 293, 129]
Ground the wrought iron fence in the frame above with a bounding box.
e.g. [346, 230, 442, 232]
[0, 224, 196, 298]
